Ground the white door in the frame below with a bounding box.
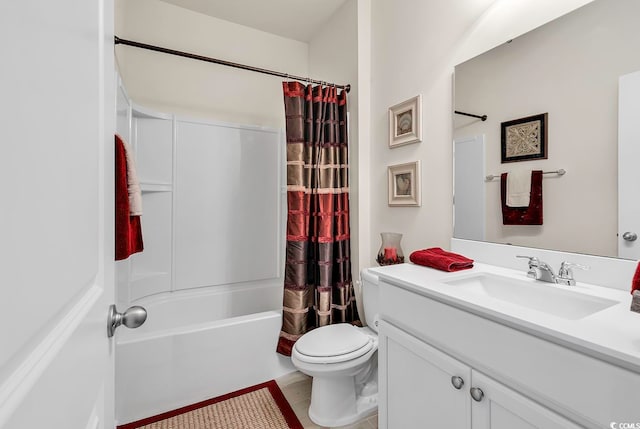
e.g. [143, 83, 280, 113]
[0, 1, 115, 428]
[454, 135, 486, 241]
[379, 321, 471, 429]
[470, 371, 581, 429]
[618, 71, 640, 259]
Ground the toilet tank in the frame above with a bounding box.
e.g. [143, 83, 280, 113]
[360, 269, 380, 333]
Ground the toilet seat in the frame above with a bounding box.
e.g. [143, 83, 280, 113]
[293, 324, 374, 364]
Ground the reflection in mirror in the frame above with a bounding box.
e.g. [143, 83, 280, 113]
[453, 0, 640, 259]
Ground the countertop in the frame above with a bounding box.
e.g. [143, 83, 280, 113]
[369, 262, 640, 373]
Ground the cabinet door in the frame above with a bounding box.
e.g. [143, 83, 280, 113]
[471, 371, 582, 429]
[379, 321, 471, 429]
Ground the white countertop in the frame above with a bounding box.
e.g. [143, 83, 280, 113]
[370, 262, 640, 373]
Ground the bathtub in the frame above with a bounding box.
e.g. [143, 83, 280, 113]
[114, 282, 295, 425]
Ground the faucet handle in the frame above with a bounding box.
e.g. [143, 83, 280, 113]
[557, 261, 590, 285]
[516, 255, 540, 279]
[516, 255, 539, 268]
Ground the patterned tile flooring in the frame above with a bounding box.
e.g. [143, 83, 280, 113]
[276, 372, 378, 429]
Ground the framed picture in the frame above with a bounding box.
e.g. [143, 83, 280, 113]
[388, 95, 422, 148]
[388, 161, 421, 206]
[501, 113, 548, 163]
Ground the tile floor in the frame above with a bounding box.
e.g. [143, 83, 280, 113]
[276, 372, 378, 429]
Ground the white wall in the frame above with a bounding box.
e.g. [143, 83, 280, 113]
[308, 0, 364, 277]
[368, 0, 595, 266]
[454, 0, 640, 257]
[115, 0, 308, 128]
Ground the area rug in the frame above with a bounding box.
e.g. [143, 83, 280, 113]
[117, 380, 304, 429]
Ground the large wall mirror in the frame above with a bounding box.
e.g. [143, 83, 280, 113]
[453, 0, 640, 259]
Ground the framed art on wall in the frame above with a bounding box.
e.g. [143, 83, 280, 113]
[501, 113, 548, 163]
[388, 161, 421, 206]
[388, 95, 422, 148]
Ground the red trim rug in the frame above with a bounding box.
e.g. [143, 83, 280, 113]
[117, 380, 304, 429]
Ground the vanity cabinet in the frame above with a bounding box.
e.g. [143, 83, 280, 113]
[380, 321, 580, 429]
[382, 320, 471, 428]
[377, 275, 640, 429]
[470, 371, 581, 429]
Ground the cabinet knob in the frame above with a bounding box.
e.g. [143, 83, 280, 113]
[450, 376, 464, 390]
[470, 387, 484, 402]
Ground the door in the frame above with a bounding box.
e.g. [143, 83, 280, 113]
[379, 321, 471, 429]
[454, 135, 486, 241]
[618, 70, 640, 259]
[0, 1, 115, 428]
[470, 371, 581, 429]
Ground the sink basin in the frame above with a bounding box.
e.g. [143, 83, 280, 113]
[442, 273, 618, 320]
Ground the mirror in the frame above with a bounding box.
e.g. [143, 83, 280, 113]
[453, 0, 640, 259]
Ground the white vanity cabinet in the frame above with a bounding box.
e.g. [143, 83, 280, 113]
[380, 321, 580, 429]
[376, 273, 640, 429]
[470, 371, 581, 429]
[381, 320, 471, 428]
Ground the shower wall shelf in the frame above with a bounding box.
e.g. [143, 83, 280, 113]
[140, 182, 173, 193]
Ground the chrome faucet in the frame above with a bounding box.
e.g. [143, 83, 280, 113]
[517, 256, 589, 285]
[517, 256, 556, 283]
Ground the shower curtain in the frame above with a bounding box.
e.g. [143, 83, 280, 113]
[277, 81, 359, 356]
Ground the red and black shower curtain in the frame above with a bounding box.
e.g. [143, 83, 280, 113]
[277, 82, 359, 356]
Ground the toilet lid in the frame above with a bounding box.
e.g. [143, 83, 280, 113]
[294, 324, 372, 359]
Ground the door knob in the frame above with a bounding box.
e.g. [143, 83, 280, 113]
[470, 387, 484, 402]
[451, 376, 464, 390]
[107, 304, 147, 337]
[623, 232, 637, 242]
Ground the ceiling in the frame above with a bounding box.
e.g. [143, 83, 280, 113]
[159, 0, 349, 42]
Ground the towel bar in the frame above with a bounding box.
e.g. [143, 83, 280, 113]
[485, 169, 566, 182]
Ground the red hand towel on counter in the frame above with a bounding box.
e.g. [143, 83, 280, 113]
[409, 248, 474, 272]
[501, 170, 543, 225]
[115, 135, 144, 260]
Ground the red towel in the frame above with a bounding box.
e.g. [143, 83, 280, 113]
[631, 262, 640, 295]
[115, 135, 144, 260]
[409, 247, 474, 272]
[501, 170, 543, 225]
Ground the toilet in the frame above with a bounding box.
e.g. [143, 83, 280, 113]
[291, 269, 380, 427]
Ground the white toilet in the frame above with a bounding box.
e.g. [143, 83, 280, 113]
[291, 269, 380, 427]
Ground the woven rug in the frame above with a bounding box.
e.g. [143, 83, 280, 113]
[117, 380, 304, 429]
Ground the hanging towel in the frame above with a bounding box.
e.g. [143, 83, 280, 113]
[501, 170, 543, 225]
[409, 247, 474, 272]
[120, 135, 143, 216]
[506, 170, 532, 207]
[115, 135, 144, 261]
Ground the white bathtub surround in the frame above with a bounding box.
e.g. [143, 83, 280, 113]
[114, 86, 295, 425]
[115, 285, 295, 425]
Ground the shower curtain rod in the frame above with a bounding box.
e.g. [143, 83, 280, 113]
[454, 110, 487, 121]
[114, 36, 351, 93]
